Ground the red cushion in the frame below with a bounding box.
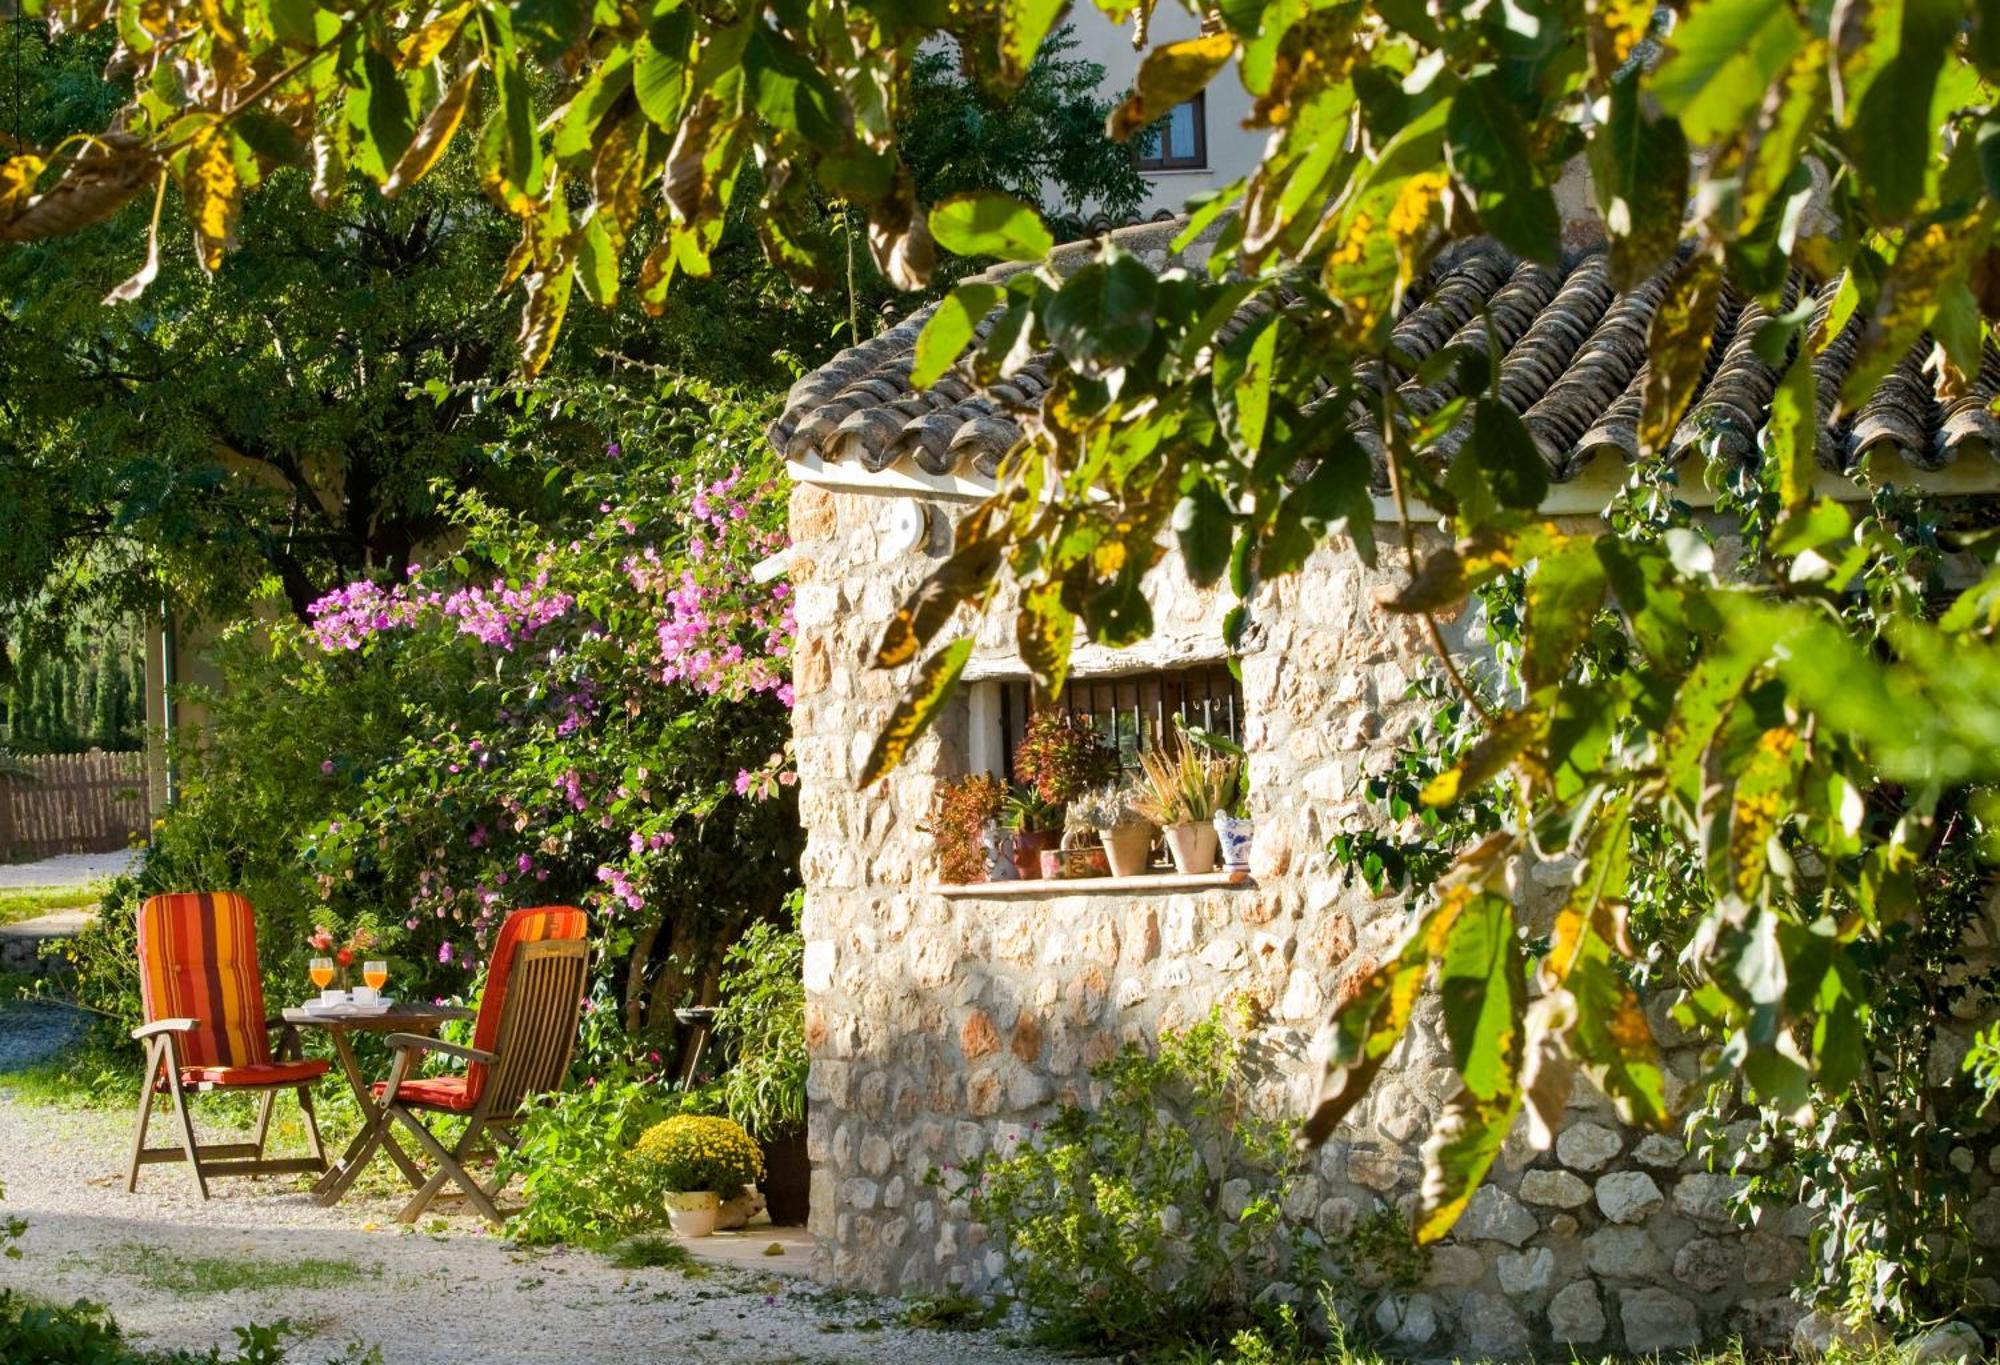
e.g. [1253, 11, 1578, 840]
[179, 1059, 329, 1087]
[373, 1075, 476, 1111]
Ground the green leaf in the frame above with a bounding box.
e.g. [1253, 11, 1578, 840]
[1174, 481, 1235, 589]
[1303, 877, 1492, 1147]
[1470, 397, 1550, 510]
[1522, 534, 1607, 691]
[927, 192, 1052, 262]
[1766, 347, 1817, 513]
[1260, 429, 1375, 574]
[998, 0, 1066, 82]
[510, 0, 589, 60]
[1016, 579, 1075, 699]
[1589, 67, 1689, 289]
[1417, 1081, 1523, 1243]
[1648, 0, 1806, 145]
[347, 47, 415, 182]
[1850, 0, 1960, 220]
[575, 210, 620, 306]
[745, 28, 842, 151]
[1566, 937, 1669, 1127]
[1440, 893, 1522, 1098]
[1446, 75, 1559, 266]
[1215, 314, 1278, 456]
[858, 638, 974, 787]
[1041, 251, 1158, 375]
[552, 49, 633, 163]
[1108, 34, 1236, 143]
[632, 12, 693, 130]
[911, 282, 1003, 389]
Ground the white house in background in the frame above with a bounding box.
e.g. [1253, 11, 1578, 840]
[1063, 7, 1264, 221]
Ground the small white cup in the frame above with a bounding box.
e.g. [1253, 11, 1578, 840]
[320, 988, 349, 1006]
[351, 986, 379, 1005]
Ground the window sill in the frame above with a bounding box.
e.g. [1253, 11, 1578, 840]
[936, 871, 1253, 899]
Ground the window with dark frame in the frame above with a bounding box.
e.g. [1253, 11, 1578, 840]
[996, 662, 1243, 778]
[1136, 93, 1208, 171]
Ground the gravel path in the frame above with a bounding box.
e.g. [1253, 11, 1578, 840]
[0, 1086, 1040, 1363]
[0, 848, 140, 888]
[0, 998, 92, 1071]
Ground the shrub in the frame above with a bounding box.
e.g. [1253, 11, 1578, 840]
[500, 1062, 686, 1247]
[631, 1114, 764, 1195]
[80, 379, 800, 1038]
[713, 904, 808, 1139]
[955, 1011, 1298, 1352]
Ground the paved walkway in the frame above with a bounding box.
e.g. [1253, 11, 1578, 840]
[0, 848, 139, 888]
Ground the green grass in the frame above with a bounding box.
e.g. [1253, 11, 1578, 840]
[0, 884, 100, 928]
[88, 1242, 379, 1296]
[605, 1233, 709, 1275]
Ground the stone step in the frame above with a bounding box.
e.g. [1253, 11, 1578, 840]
[0, 907, 94, 975]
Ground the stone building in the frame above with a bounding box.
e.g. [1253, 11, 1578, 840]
[767, 218, 2000, 1353]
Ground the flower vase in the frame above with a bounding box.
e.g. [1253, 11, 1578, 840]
[1214, 812, 1255, 872]
[1163, 822, 1219, 875]
[666, 1190, 720, 1238]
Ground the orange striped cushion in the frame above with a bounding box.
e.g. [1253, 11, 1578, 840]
[466, 906, 586, 1106]
[137, 893, 272, 1071]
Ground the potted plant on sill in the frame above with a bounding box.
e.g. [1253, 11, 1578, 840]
[1003, 785, 1065, 880]
[1058, 798, 1112, 878]
[1185, 725, 1253, 872]
[1011, 710, 1119, 879]
[925, 773, 1007, 884]
[1073, 782, 1155, 877]
[713, 911, 811, 1224]
[631, 1113, 766, 1239]
[1131, 741, 1240, 875]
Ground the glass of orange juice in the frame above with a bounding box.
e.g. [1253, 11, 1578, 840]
[363, 959, 388, 992]
[309, 956, 335, 990]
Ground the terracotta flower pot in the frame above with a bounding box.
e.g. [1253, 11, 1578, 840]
[666, 1189, 720, 1238]
[1038, 848, 1064, 879]
[1012, 829, 1058, 880]
[1164, 821, 1219, 875]
[1103, 822, 1156, 877]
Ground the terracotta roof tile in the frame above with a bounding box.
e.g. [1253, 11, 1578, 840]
[769, 236, 1998, 490]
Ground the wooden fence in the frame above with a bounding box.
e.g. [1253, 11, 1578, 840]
[0, 750, 150, 860]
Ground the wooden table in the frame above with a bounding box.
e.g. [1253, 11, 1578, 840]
[281, 1001, 473, 1206]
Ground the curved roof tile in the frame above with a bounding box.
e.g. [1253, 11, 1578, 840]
[769, 236, 1998, 492]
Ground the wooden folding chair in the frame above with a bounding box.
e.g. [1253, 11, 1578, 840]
[369, 905, 588, 1224]
[128, 892, 330, 1198]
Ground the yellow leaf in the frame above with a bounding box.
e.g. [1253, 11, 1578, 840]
[181, 126, 241, 273]
[384, 65, 477, 196]
[399, 3, 473, 69]
[0, 155, 46, 217]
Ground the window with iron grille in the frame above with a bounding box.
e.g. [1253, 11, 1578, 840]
[995, 662, 1243, 777]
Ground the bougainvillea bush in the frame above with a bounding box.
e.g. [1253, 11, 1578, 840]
[105, 378, 800, 1043]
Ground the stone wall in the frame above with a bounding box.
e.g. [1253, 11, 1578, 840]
[787, 482, 1828, 1353]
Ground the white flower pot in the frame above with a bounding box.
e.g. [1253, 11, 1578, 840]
[1164, 822, 1219, 875]
[666, 1190, 720, 1238]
